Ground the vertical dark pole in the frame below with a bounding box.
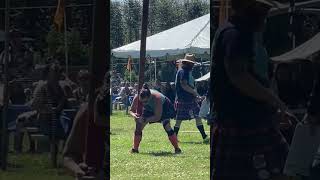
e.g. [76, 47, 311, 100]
[137, 0, 149, 115]
[1, 0, 10, 170]
[210, 0, 214, 178]
[85, 0, 109, 175]
[290, 0, 296, 49]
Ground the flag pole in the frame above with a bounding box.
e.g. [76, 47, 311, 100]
[130, 68, 132, 85]
[64, 6, 69, 76]
[154, 58, 156, 83]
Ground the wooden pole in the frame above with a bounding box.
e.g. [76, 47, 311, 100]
[210, 0, 225, 177]
[85, 0, 109, 176]
[1, 0, 10, 170]
[290, 0, 296, 49]
[137, 0, 149, 115]
[154, 58, 156, 83]
[64, 6, 69, 76]
[218, 0, 226, 26]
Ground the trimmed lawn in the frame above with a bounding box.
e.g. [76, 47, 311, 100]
[110, 111, 210, 180]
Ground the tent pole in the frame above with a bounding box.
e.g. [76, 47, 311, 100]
[1, 0, 10, 170]
[137, 0, 149, 115]
[154, 58, 156, 83]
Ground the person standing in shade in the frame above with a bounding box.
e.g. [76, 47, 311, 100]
[210, 0, 290, 179]
[174, 53, 209, 143]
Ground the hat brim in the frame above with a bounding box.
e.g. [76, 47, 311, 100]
[176, 59, 196, 64]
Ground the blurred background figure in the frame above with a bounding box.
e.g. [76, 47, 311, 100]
[73, 69, 90, 104]
[163, 81, 175, 103]
[154, 79, 164, 93]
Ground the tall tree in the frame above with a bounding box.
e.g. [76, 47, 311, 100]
[154, 0, 178, 32]
[111, 1, 125, 49]
[123, 0, 141, 43]
[184, 0, 209, 21]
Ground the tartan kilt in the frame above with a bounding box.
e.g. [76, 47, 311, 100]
[211, 124, 289, 180]
[175, 100, 200, 121]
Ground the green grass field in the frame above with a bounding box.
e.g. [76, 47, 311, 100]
[0, 153, 73, 180]
[110, 111, 210, 180]
[0, 133, 73, 180]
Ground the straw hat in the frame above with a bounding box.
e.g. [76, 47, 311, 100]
[176, 53, 197, 64]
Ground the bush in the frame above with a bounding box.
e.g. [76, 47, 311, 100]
[46, 28, 90, 66]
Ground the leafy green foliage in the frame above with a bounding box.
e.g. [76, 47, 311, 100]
[46, 28, 89, 65]
[124, 69, 138, 82]
[159, 62, 176, 82]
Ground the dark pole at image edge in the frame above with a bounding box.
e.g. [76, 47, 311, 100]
[1, 0, 10, 170]
[137, 0, 149, 115]
[85, 0, 108, 174]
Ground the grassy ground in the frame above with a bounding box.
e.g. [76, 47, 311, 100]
[0, 134, 73, 180]
[110, 111, 210, 180]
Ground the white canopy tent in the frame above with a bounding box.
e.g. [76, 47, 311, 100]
[271, 32, 320, 63]
[195, 72, 210, 82]
[112, 14, 210, 58]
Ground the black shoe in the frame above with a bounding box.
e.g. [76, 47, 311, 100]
[175, 148, 182, 154]
[130, 148, 139, 154]
[203, 135, 210, 144]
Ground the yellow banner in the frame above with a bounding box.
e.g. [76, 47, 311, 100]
[54, 0, 65, 32]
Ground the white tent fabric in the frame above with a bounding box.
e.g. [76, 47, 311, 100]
[195, 72, 210, 82]
[271, 32, 320, 62]
[112, 14, 210, 58]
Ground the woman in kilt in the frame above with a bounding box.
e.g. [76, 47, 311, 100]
[129, 84, 181, 154]
[174, 53, 209, 143]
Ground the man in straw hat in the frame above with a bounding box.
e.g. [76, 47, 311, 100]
[210, 0, 291, 179]
[174, 53, 209, 143]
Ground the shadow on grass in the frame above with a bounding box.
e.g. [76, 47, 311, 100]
[140, 151, 176, 157]
[110, 128, 128, 135]
[180, 141, 204, 145]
